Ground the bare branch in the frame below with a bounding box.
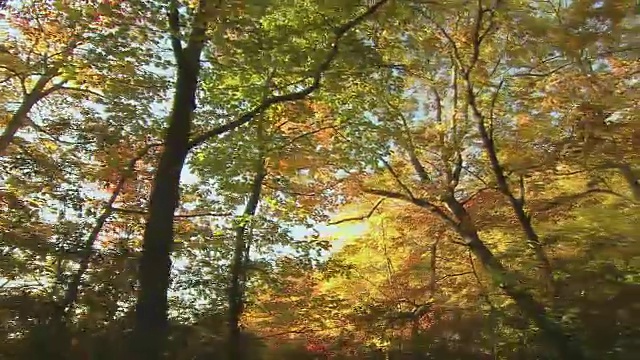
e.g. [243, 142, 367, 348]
[29, 120, 93, 146]
[511, 63, 572, 78]
[381, 158, 417, 200]
[460, 187, 492, 205]
[518, 174, 526, 203]
[363, 188, 458, 228]
[436, 271, 474, 283]
[461, 164, 490, 187]
[488, 79, 504, 137]
[112, 206, 232, 218]
[413, 7, 464, 69]
[58, 142, 162, 315]
[56, 85, 105, 99]
[263, 177, 344, 197]
[384, 99, 430, 183]
[282, 124, 344, 148]
[328, 198, 384, 225]
[0, 278, 11, 289]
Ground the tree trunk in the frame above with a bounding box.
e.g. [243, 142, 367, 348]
[128, 1, 388, 357]
[228, 161, 266, 360]
[131, 46, 203, 360]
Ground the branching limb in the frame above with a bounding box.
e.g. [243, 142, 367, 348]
[381, 158, 416, 199]
[112, 207, 231, 218]
[363, 188, 458, 228]
[188, 0, 390, 149]
[328, 198, 384, 225]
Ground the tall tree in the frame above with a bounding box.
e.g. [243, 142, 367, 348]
[132, 1, 391, 358]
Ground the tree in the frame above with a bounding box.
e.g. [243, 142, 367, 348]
[131, 1, 392, 358]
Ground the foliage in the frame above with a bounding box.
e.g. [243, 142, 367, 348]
[0, 0, 639, 359]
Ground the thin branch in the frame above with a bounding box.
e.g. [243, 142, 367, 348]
[461, 187, 492, 205]
[488, 79, 504, 137]
[511, 63, 572, 78]
[112, 206, 232, 218]
[381, 158, 416, 199]
[58, 142, 162, 316]
[387, 99, 430, 182]
[263, 177, 344, 197]
[413, 7, 464, 69]
[436, 271, 474, 283]
[461, 164, 490, 187]
[518, 174, 526, 203]
[282, 124, 344, 148]
[0, 279, 11, 289]
[28, 120, 92, 146]
[468, 249, 495, 309]
[363, 188, 458, 228]
[57, 85, 105, 99]
[535, 188, 633, 212]
[328, 198, 384, 225]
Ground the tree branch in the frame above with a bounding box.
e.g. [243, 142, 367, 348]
[511, 63, 572, 78]
[363, 188, 458, 228]
[534, 188, 633, 212]
[381, 158, 416, 199]
[187, 0, 390, 149]
[328, 198, 384, 225]
[282, 124, 345, 148]
[387, 99, 430, 183]
[112, 206, 232, 218]
[58, 142, 162, 316]
[436, 271, 474, 283]
[460, 187, 492, 205]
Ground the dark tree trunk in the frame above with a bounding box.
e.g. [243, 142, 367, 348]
[131, 33, 204, 360]
[128, 1, 388, 358]
[228, 161, 266, 360]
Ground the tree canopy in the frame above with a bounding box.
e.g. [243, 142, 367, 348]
[1, 0, 639, 359]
